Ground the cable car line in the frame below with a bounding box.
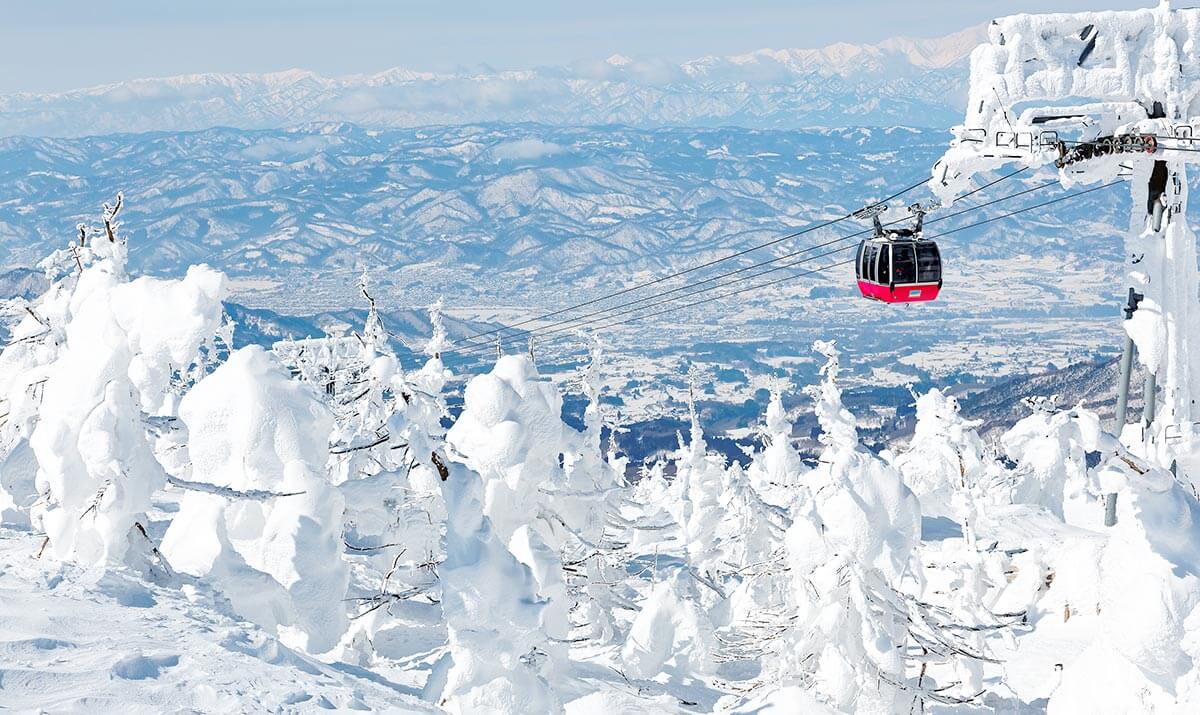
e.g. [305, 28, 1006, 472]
[451, 175, 1060, 357]
[449, 174, 932, 348]
[451, 179, 1067, 358]
[922, 179, 1123, 241]
[439, 258, 860, 372]
[574, 179, 1126, 338]
[451, 245, 859, 358]
[451, 172, 1037, 355]
[441, 176, 1119, 370]
[487, 172, 1043, 348]
[589, 258, 859, 332]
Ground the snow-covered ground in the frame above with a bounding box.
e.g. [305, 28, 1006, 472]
[0, 523, 435, 713]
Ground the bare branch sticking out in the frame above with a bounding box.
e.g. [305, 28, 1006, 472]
[166, 475, 304, 500]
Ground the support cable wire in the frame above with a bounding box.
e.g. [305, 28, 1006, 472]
[441, 178, 1123, 370]
[451, 174, 1060, 359]
[449, 174, 933, 348]
[452, 169, 1036, 356]
[567, 178, 1128, 336]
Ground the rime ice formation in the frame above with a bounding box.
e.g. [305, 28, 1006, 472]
[895, 388, 990, 536]
[161, 346, 349, 654]
[776, 342, 922, 712]
[426, 459, 561, 714]
[446, 354, 579, 647]
[746, 389, 808, 507]
[24, 204, 227, 567]
[1001, 404, 1106, 525]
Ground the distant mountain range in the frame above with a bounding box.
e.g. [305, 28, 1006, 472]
[0, 121, 1123, 297]
[0, 121, 1129, 408]
[0, 26, 984, 137]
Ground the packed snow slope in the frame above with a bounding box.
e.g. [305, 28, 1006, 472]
[0, 527, 435, 713]
[0, 26, 984, 137]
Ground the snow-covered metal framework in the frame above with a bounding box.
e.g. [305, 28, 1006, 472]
[934, 1, 1200, 463]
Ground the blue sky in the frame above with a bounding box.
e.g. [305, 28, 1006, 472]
[1, 1, 1142, 93]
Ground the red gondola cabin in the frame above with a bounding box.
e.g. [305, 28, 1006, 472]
[854, 238, 942, 303]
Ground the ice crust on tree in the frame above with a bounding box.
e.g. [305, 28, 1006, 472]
[27, 214, 227, 566]
[746, 388, 807, 507]
[666, 395, 734, 582]
[446, 354, 577, 643]
[427, 457, 561, 714]
[776, 341, 921, 712]
[160, 346, 349, 654]
[1049, 457, 1200, 711]
[621, 572, 716, 680]
[1001, 404, 1105, 525]
[894, 388, 994, 545]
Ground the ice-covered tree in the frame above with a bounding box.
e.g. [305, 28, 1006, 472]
[160, 345, 349, 654]
[446, 354, 575, 642]
[0, 244, 82, 526]
[667, 386, 731, 584]
[1000, 401, 1104, 525]
[894, 388, 990, 545]
[27, 196, 228, 568]
[424, 457, 562, 714]
[717, 462, 791, 632]
[328, 271, 397, 484]
[555, 335, 632, 644]
[746, 387, 808, 508]
[625, 458, 676, 554]
[621, 570, 717, 680]
[769, 341, 985, 711]
[307, 286, 452, 659]
[1051, 454, 1200, 712]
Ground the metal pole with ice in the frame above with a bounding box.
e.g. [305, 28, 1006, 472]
[932, 1, 1200, 518]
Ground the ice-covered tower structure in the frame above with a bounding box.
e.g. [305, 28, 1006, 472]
[934, 1, 1200, 463]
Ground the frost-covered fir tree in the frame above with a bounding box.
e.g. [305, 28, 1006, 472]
[446, 354, 575, 643]
[667, 384, 731, 583]
[425, 457, 562, 714]
[621, 570, 718, 680]
[311, 284, 453, 660]
[1051, 454, 1200, 712]
[1001, 401, 1105, 525]
[328, 271, 396, 485]
[625, 458, 676, 553]
[555, 334, 632, 644]
[0, 240, 86, 526]
[764, 342, 998, 712]
[746, 387, 808, 508]
[894, 388, 990, 545]
[160, 346, 349, 654]
[774, 341, 921, 712]
[718, 461, 791, 634]
[27, 197, 228, 568]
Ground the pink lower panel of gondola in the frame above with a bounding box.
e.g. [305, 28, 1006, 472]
[856, 280, 940, 303]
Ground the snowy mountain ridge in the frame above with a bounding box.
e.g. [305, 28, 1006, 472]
[0, 26, 983, 137]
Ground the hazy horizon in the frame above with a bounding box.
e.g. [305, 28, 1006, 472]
[1, 0, 1144, 94]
